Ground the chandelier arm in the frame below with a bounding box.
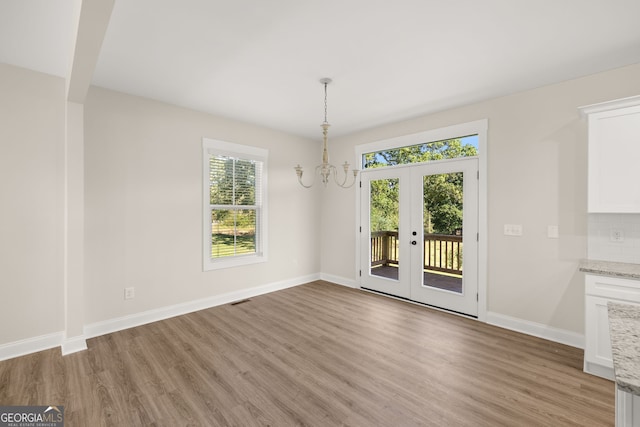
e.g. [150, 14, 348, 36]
[294, 164, 314, 188]
[329, 164, 339, 186]
[297, 175, 314, 189]
[332, 164, 346, 187]
[335, 168, 358, 188]
[330, 161, 354, 188]
[343, 162, 351, 186]
[341, 176, 358, 188]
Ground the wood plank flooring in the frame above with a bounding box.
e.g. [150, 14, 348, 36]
[0, 281, 615, 426]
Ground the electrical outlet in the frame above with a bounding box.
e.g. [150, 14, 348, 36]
[610, 229, 624, 242]
[124, 287, 135, 300]
[547, 225, 559, 239]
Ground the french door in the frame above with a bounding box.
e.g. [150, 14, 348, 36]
[359, 158, 479, 316]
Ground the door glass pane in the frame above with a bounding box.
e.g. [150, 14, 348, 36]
[422, 172, 463, 293]
[370, 178, 399, 281]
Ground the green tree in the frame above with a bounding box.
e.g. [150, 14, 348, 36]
[370, 178, 399, 232]
[423, 172, 463, 234]
[365, 138, 476, 234]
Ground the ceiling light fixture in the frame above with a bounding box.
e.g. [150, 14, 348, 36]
[295, 78, 358, 188]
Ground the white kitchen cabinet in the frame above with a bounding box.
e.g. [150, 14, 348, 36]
[615, 371, 640, 427]
[584, 274, 640, 380]
[580, 95, 640, 213]
[584, 294, 614, 379]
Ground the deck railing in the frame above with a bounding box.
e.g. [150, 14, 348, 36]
[370, 231, 463, 275]
[371, 231, 399, 268]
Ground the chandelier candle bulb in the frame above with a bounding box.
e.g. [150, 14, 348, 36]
[295, 78, 358, 189]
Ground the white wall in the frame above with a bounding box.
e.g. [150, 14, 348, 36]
[3, 59, 640, 353]
[321, 63, 640, 335]
[83, 87, 321, 324]
[0, 63, 65, 344]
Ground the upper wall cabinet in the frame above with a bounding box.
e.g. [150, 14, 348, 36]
[580, 95, 640, 213]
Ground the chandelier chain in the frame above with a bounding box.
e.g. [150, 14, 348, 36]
[323, 81, 328, 124]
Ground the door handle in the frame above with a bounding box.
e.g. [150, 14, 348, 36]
[411, 240, 417, 245]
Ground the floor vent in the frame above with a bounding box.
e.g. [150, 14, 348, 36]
[230, 299, 251, 306]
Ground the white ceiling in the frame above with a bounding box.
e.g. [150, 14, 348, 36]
[1, 0, 640, 140]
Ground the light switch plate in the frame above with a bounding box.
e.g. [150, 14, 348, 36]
[504, 224, 523, 236]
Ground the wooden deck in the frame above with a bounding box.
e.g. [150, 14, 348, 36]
[371, 265, 462, 293]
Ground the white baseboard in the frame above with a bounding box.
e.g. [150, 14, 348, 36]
[319, 273, 358, 288]
[0, 332, 64, 361]
[486, 311, 584, 349]
[61, 335, 88, 355]
[0, 274, 320, 361]
[2, 276, 584, 362]
[84, 273, 320, 339]
[584, 360, 614, 381]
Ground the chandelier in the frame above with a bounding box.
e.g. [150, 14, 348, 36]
[295, 78, 358, 188]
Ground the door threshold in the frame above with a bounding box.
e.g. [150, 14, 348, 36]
[361, 287, 478, 319]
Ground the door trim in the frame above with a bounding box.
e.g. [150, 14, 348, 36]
[353, 119, 488, 321]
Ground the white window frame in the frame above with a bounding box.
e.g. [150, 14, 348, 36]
[202, 138, 268, 271]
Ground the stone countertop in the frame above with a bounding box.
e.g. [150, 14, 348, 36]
[579, 259, 640, 280]
[608, 302, 640, 396]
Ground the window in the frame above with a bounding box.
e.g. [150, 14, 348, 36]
[362, 135, 479, 169]
[203, 138, 268, 270]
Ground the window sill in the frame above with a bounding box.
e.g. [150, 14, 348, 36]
[203, 254, 267, 271]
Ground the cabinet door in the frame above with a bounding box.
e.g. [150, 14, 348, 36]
[616, 387, 640, 427]
[584, 274, 640, 379]
[587, 103, 640, 212]
[585, 295, 614, 370]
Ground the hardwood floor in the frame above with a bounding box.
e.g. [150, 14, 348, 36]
[0, 281, 614, 426]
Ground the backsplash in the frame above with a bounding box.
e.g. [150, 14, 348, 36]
[588, 213, 640, 263]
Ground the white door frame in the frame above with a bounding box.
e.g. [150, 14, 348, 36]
[354, 119, 488, 321]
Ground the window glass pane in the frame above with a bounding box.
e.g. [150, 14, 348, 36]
[210, 209, 257, 258]
[209, 157, 257, 206]
[210, 156, 234, 205]
[235, 209, 256, 254]
[234, 159, 256, 206]
[363, 135, 478, 169]
[211, 209, 233, 258]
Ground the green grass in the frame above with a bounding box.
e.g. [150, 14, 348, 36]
[211, 232, 256, 258]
